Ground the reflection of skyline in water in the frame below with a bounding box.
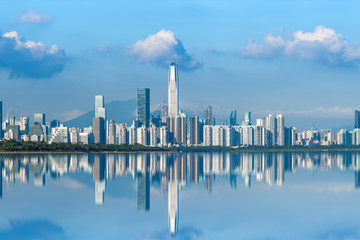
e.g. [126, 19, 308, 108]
[1, 152, 360, 235]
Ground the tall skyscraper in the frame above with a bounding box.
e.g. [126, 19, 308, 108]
[34, 113, 45, 125]
[229, 110, 237, 126]
[168, 61, 179, 117]
[137, 88, 150, 128]
[95, 95, 106, 119]
[189, 116, 200, 145]
[276, 114, 285, 146]
[93, 117, 106, 144]
[355, 110, 360, 129]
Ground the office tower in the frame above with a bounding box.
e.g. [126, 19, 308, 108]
[175, 113, 187, 145]
[34, 113, 45, 125]
[95, 95, 106, 119]
[168, 181, 179, 235]
[265, 114, 277, 146]
[276, 114, 285, 146]
[189, 116, 200, 145]
[242, 112, 251, 126]
[0, 101, 2, 139]
[107, 120, 116, 144]
[230, 110, 237, 126]
[20, 116, 29, 132]
[204, 105, 214, 125]
[137, 172, 150, 211]
[168, 61, 179, 117]
[137, 88, 150, 128]
[93, 117, 106, 144]
[356, 110, 360, 129]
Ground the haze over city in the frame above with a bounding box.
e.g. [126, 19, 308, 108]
[1, 0, 360, 130]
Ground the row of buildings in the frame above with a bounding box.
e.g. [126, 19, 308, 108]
[1, 62, 360, 147]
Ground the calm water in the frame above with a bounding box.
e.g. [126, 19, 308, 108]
[0, 152, 360, 240]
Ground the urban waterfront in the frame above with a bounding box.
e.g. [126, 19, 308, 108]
[0, 151, 360, 239]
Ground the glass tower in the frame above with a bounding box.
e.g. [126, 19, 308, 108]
[137, 88, 150, 128]
[168, 61, 179, 117]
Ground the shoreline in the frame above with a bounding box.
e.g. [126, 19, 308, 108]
[1, 147, 360, 154]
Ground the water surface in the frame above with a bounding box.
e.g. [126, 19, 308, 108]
[0, 152, 359, 240]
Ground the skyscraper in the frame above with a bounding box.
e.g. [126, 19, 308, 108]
[276, 114, 285, 146]
[189, 116, 200, 145]
[137, 88, 150, 128]
[34, 113, 45, 126]
[95, 95, 106, 119]
[168, 61, 179, 117]
[175, 113, 187, 145]
[355, 110, 360, 129]
[93, 117, 106, 144]
[229, 110, 237, 126]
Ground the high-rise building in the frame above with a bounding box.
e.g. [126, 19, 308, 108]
[95, 95, 106, 119]
[93, 117, 106, 144]
[189, 116, 200, 145]
[20, 116, 29, 132]
[175, 113, 187, 145]
[107, 120, 116, 144]
[168, 61, 179, 117]
[266, 114, 277, 146]
[276, 114, 285, 146]
[137, 88, 150, 128]
[49, 127, 69, 143]
[355, 110, 360, 129]
[34, 113, 45, 126]
[50, 120, 60, 129]
[229, 110, 237, 126]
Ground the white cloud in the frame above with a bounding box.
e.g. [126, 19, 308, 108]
[0, 30, 67, 78]
[18, 10, 52, 24]
[240, 26, 360, 65]
[128, 29, 202, 70]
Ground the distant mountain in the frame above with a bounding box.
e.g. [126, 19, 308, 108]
[64, 99, 136, 128]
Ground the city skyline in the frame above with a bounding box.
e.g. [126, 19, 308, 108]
[1, 1, 360, 130]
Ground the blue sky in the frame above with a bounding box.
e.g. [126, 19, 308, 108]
[1, 0, 360, 130]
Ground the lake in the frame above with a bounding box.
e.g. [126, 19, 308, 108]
[0, 152, 359, 240]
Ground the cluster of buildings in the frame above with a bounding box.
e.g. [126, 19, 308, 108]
[1, 152, 360, 234]
[1, 61, 360, 147]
